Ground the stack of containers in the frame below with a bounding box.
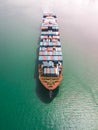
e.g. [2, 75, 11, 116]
[43, 67, 59, 76]
[39, 56, 62, 62]
[39, 14, 63, 76]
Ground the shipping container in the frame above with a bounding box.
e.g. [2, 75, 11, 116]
[38, 56, 43, 61]
[44, 68, 47, 75]
[43, 67, 60, 76]
[50, 68, 53, 74]
[57, 47, 61, 51]
[39, 55, 63, 62]
[46, 68, 49, 74]
[49, 61, 54, 67]
[50, 67, 59, 76]
[43, 61, 48, 67]
[53, 56, 57, 61]
[56, 51, 62, 56]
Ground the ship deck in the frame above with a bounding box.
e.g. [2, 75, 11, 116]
[38, 13, 63, 90]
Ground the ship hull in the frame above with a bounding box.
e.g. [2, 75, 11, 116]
[38, 13, 63, 90]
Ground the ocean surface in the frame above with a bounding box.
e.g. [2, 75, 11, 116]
[0, 0, 98, 129]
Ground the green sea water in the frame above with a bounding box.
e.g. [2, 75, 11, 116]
[0, 0, 98, 130]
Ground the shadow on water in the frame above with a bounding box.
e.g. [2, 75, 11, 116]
[34, 39, 59, 103]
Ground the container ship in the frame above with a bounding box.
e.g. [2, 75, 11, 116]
[38, 13, 63, 93]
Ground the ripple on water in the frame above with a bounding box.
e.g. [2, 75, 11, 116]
[39, 73, 98, 130]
